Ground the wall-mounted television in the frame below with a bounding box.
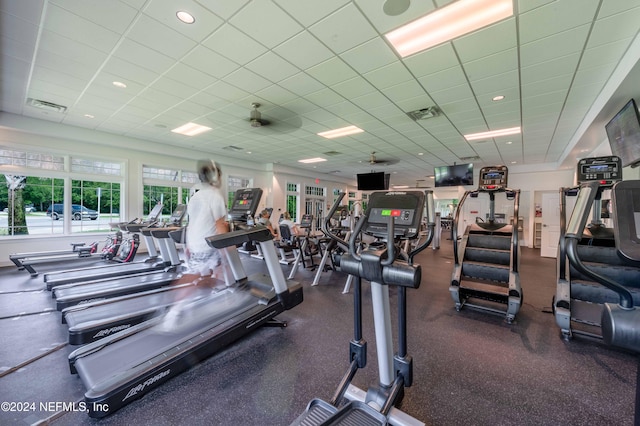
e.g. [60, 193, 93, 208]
[605, 98, 640, 168]
[434, 163, 474, 187]
[357, 172, 389, 191]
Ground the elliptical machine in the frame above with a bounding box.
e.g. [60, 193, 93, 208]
[292, 190, 435, 426]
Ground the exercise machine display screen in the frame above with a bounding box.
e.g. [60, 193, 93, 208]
[576, 156, 622, 185]
[478, 166, 508, 191]
[300, 214, 313, 229]
[229, 188, 263, 220]
[365, 191, 425, 239]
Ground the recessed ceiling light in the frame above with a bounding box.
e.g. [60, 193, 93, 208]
[176, 11, 195, 24]
[317, 125, 364, 139]
[511, 161, 517, 164]
[492, 95, 505, 101]
[506, 141, 512, 145]
[112, 81, 127, 88]
[298, 157, 327, 164]
[171, 122, 212, 136]
[247, 151, 252, 154]
[385, 0, 513, 57]
[84, 114, 94, 119]
[418, 152, 424, 156]
[464, 126, 521, 141]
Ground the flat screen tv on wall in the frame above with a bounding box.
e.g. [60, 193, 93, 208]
[605, 98, 640, 168]
[357, 172, 389, 191]
[434, 163, 474, 187]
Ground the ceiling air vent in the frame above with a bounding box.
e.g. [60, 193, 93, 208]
[27, 98, 67, 113]
[323, 151, 342, 156]
[459, 156, 480, 161]
[407, 106, 439, 121]
[222, 145, 244, 151]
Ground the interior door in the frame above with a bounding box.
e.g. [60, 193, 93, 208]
[541, 191, 561, 258]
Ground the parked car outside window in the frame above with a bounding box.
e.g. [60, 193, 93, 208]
[46, 204, 98, 220]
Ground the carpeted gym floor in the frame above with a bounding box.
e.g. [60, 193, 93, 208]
[0, 240, 636, 426]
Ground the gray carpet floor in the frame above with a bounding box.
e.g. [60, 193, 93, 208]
[0, 241, 636, 426]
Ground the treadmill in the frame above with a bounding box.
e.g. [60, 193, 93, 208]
[61, 188, 265, 345]
[43, 204, 186, 289]
[51, 222, 185, 310]
[68, 216, 303, 418]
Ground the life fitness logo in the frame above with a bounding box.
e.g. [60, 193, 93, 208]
[123, 369, 171, 401]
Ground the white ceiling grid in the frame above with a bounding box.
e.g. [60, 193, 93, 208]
[1, 0, 639, 186]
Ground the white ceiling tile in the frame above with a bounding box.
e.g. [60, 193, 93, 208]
[305, 88, 345, 108]
[381, 80, 427, 104]
[279, 73, 326, 97]
[273, 31, 334, 70]
[127, 14, 197, 60]
[340, 38, 398, 74]
[230, 1, 302, 49]
[307, 57, 358, 86]
[254, 85, 298, 105]
[273, 0, 350, 28]
[402, 43, 458, 78]
[245, 52, 300, 83]
[223, 68, 272, 94]
[331, 77, 376, 99]
[38, 30, 109, 66]
[519, 0, 599, 45]
[103, 56, 160, 86]
[471, 70, 519, 97]
[520, 25, 591, 67]
[520, 54, 580, 85]
[354, 0, 436, 34]
[309, 3, 378, 54]
[49, 0, 138, 34]
[418, 65, 467, 94]
[204, 80, 251, 102]
[363, 61, 414, 91]
[202, 24, 266, 65]
[113, 38, 175, 74]
[143, 0, 224, 43]
[463, 49, 518, 82]
[164, 63, 218, 91]
[454, 18, 517, 63]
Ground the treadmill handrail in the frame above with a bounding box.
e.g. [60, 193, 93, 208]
[205, 226, 272, 249]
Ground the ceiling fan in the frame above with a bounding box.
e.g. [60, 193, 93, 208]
[249, 103, 270, 127]
[365, 152, 399, 166]
[246, 102, 303, 133]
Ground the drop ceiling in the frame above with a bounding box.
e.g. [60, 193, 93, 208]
[1, 0, 639, 186]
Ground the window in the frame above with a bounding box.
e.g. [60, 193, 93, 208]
[143, 166, 198, 217]
[286, 182, 300, 222]
[227, 175, 252, 209]
[1, 175, 64, 236]
[1, 150, 124, 237]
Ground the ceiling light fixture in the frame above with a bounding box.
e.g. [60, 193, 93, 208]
[492, 95, 505, 101]
[464, 126, 521, 141]
[317, 125, 364, 139]
[171, 122, 212, 136]
[176, 11, 195, 24]
[112, 81, 127, 88]
[385, 0, 513, 58]
[84, 114, 95, 119]
[298, 157, 327, 164]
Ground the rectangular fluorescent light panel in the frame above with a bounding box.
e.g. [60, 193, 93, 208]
[464, 126, 521, 141]
[298, 157, 327, 164]
[317, 125, 364, 139]
[385, 0, 514, 58]
[171, 122, 212, 136]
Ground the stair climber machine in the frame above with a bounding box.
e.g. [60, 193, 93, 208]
[291, 190, 435, 426]
[560, 179, 640, 423]
[67, 189, 302, 418]
[449, 165, 522, 323]
[43, 204, 186, 290]
[60, 188, 265, 345]
[11, 231, 125, 277]
[553, 156, 638, 340]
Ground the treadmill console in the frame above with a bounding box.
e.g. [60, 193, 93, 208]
[365, 191, 425, 239]
[577, 156, 622, 186]
[228, 188, 263, 222]
[299, 214, 313, 229]
[167, 204, 187, 225]
[478, 165, 508, 192]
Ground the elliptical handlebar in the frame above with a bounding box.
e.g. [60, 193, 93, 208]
[408, 190, 436, 265]
[322, 192, 350, 252]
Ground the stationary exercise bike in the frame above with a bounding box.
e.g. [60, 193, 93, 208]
[292, 189, 435, 425]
